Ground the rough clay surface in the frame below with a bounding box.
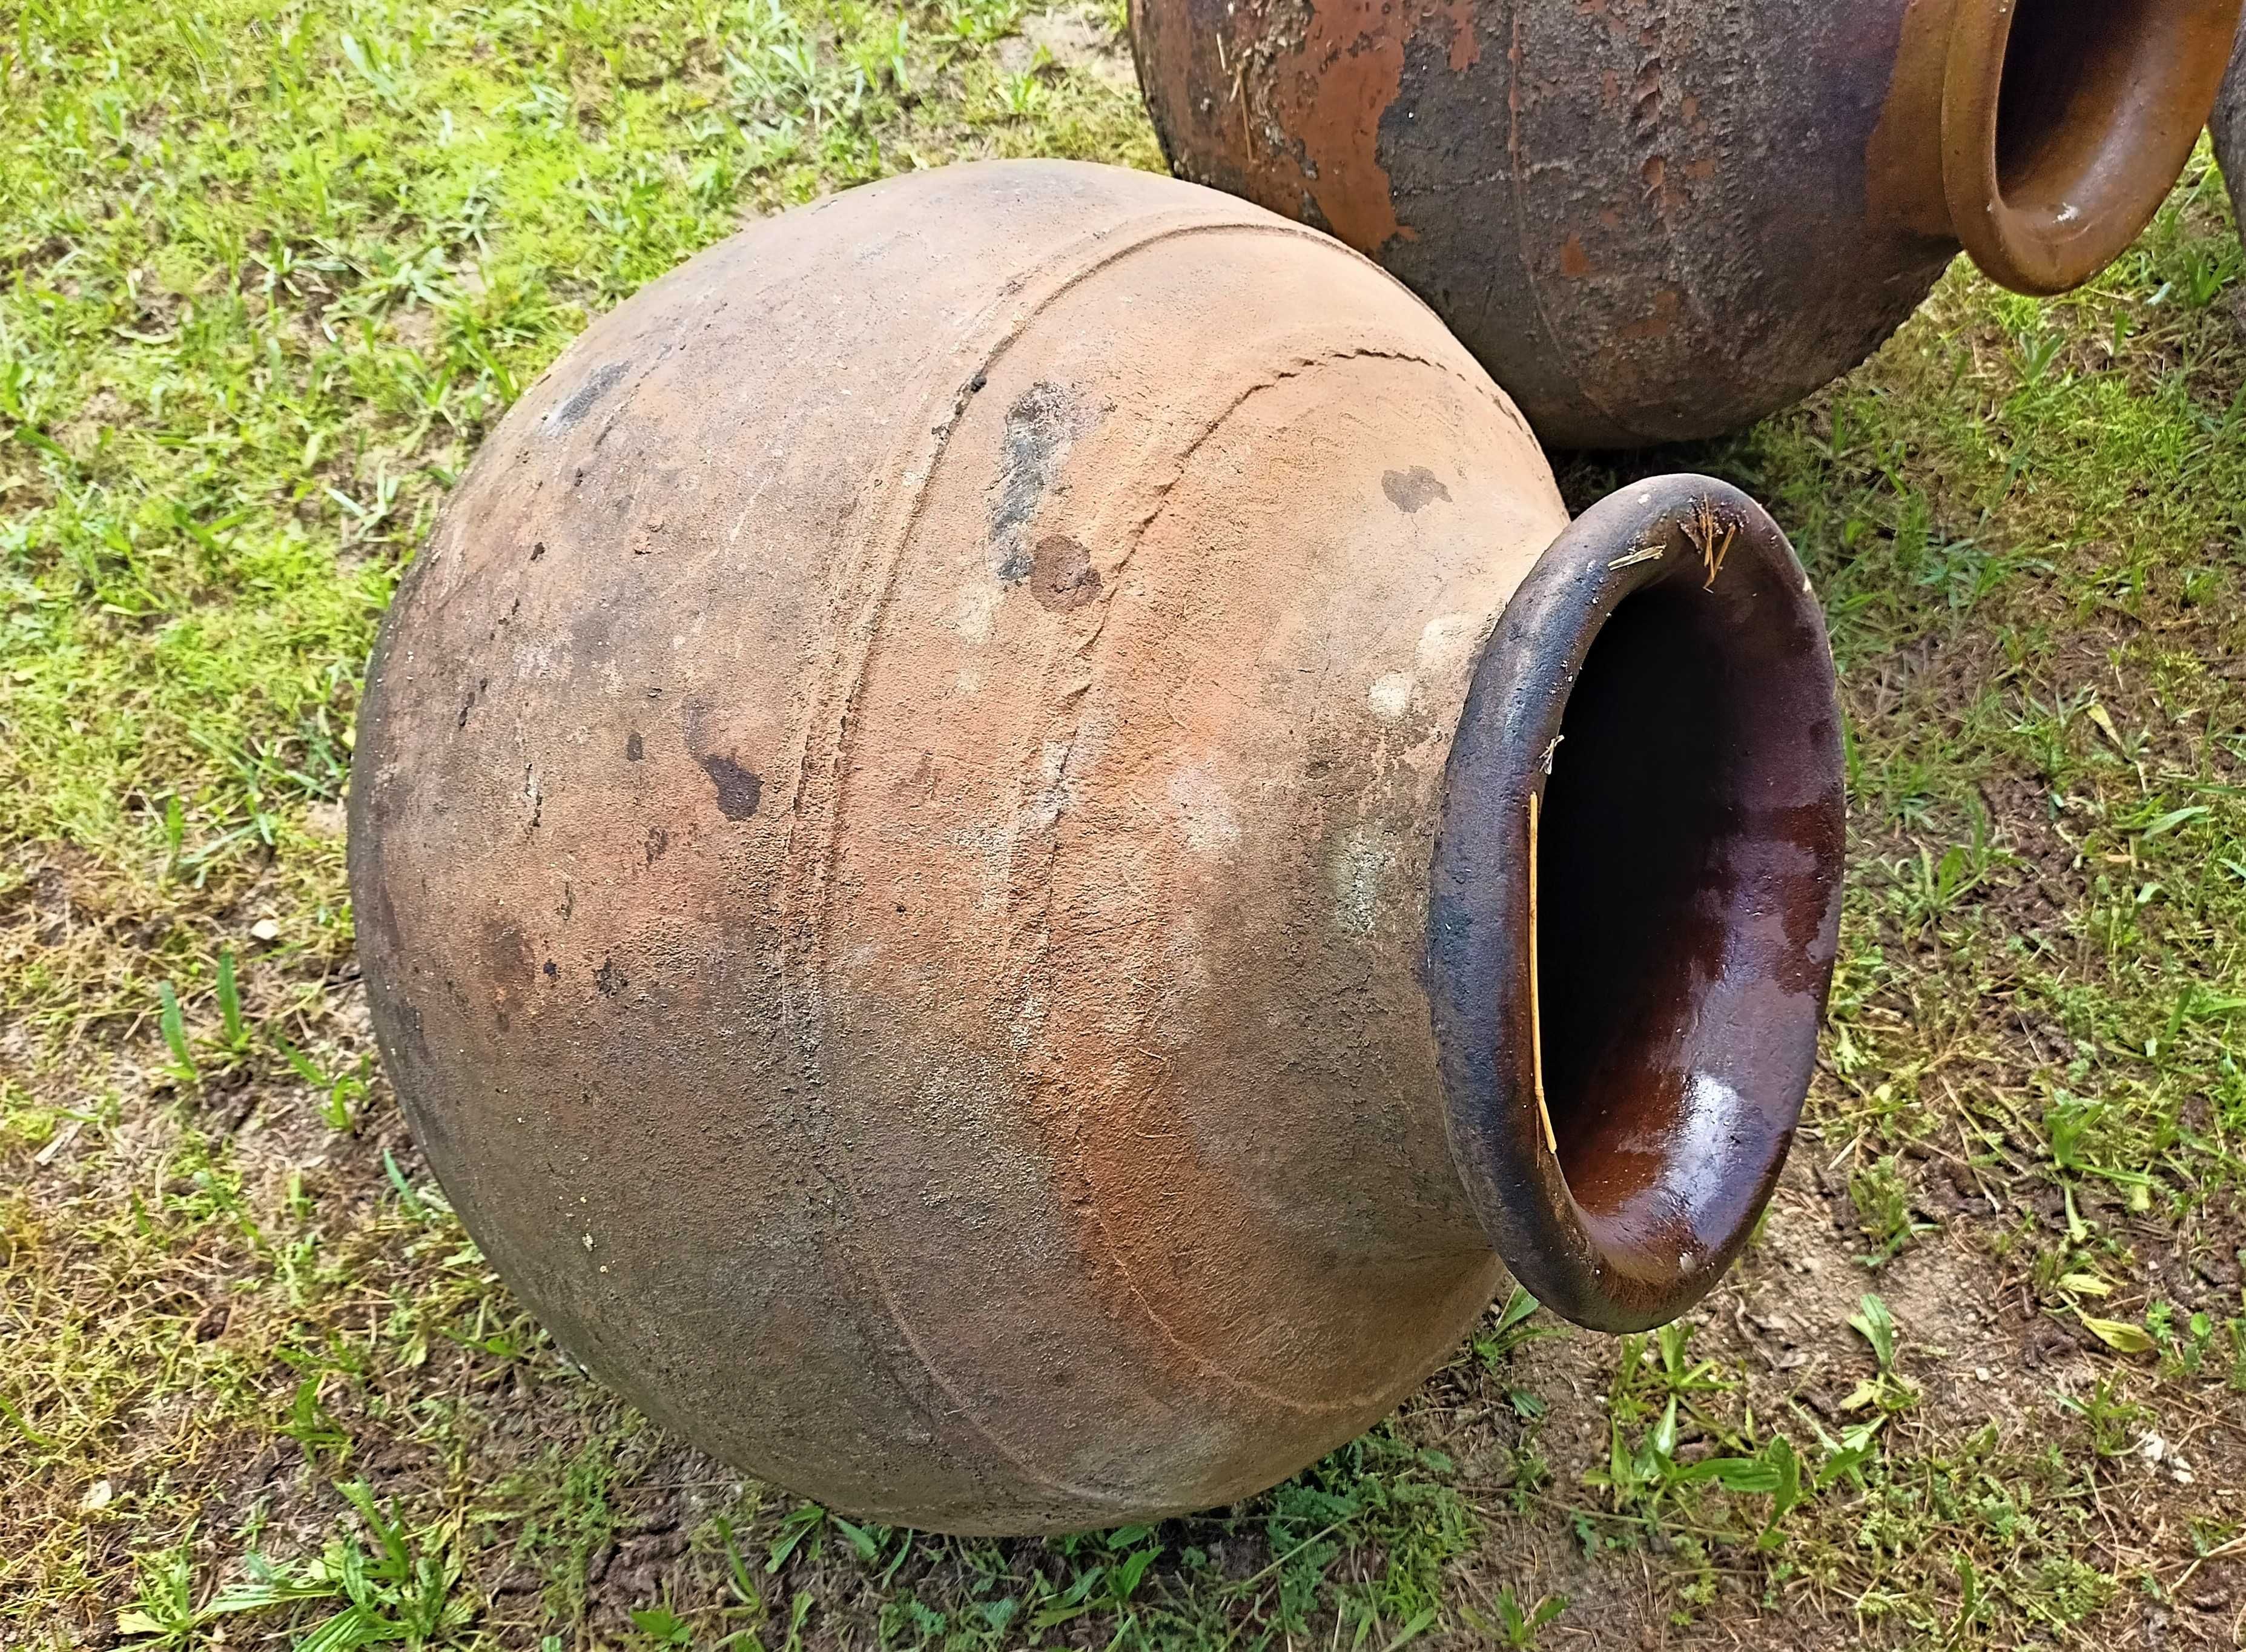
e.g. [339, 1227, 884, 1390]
[347, 160, 1574, 1533]
[2218, 24, 2246, 230]
[1129, 0, 1963, 449]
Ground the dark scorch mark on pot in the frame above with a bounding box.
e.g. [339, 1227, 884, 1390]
[1382, 467, 1451, 512]
[626, 732, 644, 761]
[551, 361, 629, 430]
[1031, 534, 1102, 612]
[480, 917, 534, 988]
[699, 754, 763, 819]
[990, 381, 1096, 581]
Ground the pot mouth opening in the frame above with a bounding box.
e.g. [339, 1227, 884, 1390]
[1428, 477, 1846, 1332]
[1942, 0, 2242, 296]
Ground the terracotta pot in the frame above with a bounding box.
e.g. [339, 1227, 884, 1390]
[348, 160, 1846, 1533]
[2216, 23, 2246, 226]
[1131, 0, 2244, 449]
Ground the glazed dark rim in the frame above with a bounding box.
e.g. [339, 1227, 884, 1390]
[1426, 475, 1846, 1332]
[1942, 0, 2244, 297]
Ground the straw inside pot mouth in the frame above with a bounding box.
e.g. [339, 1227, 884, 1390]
[1427, 477, 1846, 1332]
[1944, 0, 2242, 295]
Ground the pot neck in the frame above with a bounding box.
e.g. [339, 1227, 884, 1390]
[1871, 0, 2242, 296]
[1425, 477, 1845, 1332]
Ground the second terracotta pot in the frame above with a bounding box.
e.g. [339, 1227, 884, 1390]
[1132, 0, 2242, 448]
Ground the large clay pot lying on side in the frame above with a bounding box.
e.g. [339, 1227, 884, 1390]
[1131, 0, 2244, 449]
[348, 160, 1846, 1534]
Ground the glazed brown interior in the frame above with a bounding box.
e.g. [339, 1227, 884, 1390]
[1533, 579, 1815, 1282]
[1428, 475, 1845, 1330]
[1993, 0, 2146, 203]
[1945, 0, 2241, 294]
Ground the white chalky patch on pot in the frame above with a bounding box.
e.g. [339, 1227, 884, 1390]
[1028, 741, 1075, 830]
[1330, 826, 1396, 937]
[1151, 913, 1211, 1049]
[1415, 611, 1485, 680]
[511, 637, 568, 679]
[1367, 672, 1415, 720]
[947, 822, 1013, 916]
[1008, 985, 1049, 1053]
[954, 581, 1001, 644]
[1166, 763, 1240, 855]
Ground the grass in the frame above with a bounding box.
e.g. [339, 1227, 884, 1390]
[2, 0, 2245, 1645]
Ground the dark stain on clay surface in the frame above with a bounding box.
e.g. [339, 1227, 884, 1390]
[593, 956, 628, 997]
[990, 381, 1093, 580]
[1382, 466, 1451, 512]
[479, 917, 534, 989]
[550, 360, 629, 430]
[1029, 534, 1102, 611]
[626, 731, 644, 761]
[698, 754, 763, 820]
